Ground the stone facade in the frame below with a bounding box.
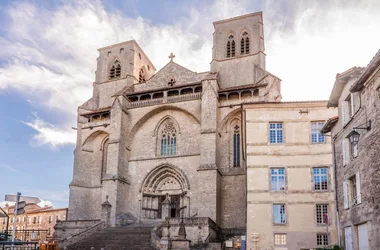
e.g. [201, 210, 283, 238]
[245, 102, 338, 250]
[61, 11, 338, 250]
[1, 203, 67, 242]
[62, 12, 283, 247]
[323, 50, 380, 250]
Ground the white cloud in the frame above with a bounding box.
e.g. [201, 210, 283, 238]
[22, 114, 76, 148]
[0, 0, 380, 147]
[0, 163, 26, 174]
[263, 0, 380, 101]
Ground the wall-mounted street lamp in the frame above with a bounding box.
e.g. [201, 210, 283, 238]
[350, 120, 372, 146]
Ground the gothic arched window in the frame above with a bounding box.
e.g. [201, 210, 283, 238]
[227, 35, 235, 58]
[160, 121, 177, 156]
[109, 61, 121, 79]
[139, 67, 146, 83]
[241, 32, 249, 55]
[101, 138, 109, 182]
[233, 125, 240, 167]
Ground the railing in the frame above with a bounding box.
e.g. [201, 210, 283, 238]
[126, 92, 202, 109]
[167, 92, 201, 103]
[81, 120, 111, 129]
[0, 241, 38, 250]
[218, 96, 265, 107]
[126, 98, 164, 108]
[58, 221, 105, 249]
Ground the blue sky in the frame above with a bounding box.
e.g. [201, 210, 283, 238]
[0, 0, 380, 208]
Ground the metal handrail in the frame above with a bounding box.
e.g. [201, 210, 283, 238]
[0, 241, 38, 250]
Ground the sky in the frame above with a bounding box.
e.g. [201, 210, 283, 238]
[0, 0, 379, 208]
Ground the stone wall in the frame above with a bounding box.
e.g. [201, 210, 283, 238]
[331, 62, 380, 249]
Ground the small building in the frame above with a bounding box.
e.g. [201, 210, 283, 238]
[322, 50, 380, 250]
[245, 101, 338, 250]
[1, 203, 67, 242]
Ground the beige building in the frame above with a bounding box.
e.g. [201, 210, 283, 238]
[1, 203, 67, 242]
[322, 49, 380, 250]
[245, 102, 338, 250]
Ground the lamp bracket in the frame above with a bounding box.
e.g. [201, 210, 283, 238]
[353, 119, 371, 131]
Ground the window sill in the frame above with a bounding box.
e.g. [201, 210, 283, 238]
[312, 190, 330, 193]
[317, 223, 329, 227]
[273, 223, 287, 226]
[311, 141, 326, 144]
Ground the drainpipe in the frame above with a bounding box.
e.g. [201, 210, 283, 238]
[332, 135, 341, 247]
[242, 103, 248, 249]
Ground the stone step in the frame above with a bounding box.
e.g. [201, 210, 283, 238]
[66, 226, 155, 250]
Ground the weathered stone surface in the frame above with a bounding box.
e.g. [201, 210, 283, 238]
[328, 51, 380, 249]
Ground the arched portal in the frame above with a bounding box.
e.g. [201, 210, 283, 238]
[140, 164, 190, 220]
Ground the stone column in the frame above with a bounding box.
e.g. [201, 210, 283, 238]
[160, 219, 171, 250]
[101, 96, 130, 226]
[101, 195, 112, 227]
[198, 75, 220, 223]
[161, 194, 170, 220]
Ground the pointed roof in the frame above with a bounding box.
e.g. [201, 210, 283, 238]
[350, 49, 380, 92]
[133, 61, 207, 93]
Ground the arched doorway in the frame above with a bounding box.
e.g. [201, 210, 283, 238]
[140, 164, 190, 220]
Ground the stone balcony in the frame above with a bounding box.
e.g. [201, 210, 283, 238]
[126, 92, 202, 109]
[81, 119, 111, 129]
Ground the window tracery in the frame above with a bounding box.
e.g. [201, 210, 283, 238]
[227, 35, 235, 58]
[233, 125, 241, 167]
[160, 120, 177, 156]
[241, 32, 249, 55]
[109, 60, 121, 79]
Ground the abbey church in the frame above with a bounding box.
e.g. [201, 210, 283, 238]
[57, 12, 337, 250]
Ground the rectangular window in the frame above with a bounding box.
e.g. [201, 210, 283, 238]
[317, 234, 329, 246]
[311, 122, 325, 143]
[316, 204, 328, 224]
[48, 216, 52, 224]
[349, 138, 358, 158]
[269, 123, 283, 144]
[345, 94, 353, 118]
[271, 168, 285, 191]
[33, 217, 36, 224]
[344, 227, 353, 250]
[274, 234, 287, 246]
[273, 204, 286, 224]
[342, 138, 350, 165]
[313, 168, 328, 191]
[349, 175, 357, 204]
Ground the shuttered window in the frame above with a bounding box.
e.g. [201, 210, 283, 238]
[343, 180, 349, 209]
[344, 227, 353, 250]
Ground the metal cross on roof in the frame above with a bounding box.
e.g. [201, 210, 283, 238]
[169, 53, 175, 62]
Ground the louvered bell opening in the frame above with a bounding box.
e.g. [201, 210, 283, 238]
[231, 40, 235, 57]
[241, 38, 245, 55]
[115, 65, 121, 77]
[109, 66, 115, 79]
[245, 37, 250, 54]
[226, 41, 231, 58]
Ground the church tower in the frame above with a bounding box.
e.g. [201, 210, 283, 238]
[211, 12, 266, 89]
[92, 40, 156, 109]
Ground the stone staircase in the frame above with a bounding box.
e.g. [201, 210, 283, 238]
[66, 226, 154, 250]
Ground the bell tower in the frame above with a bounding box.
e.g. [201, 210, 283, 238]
[93, 40, 156, 109]
[211, 12, 266, 89]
